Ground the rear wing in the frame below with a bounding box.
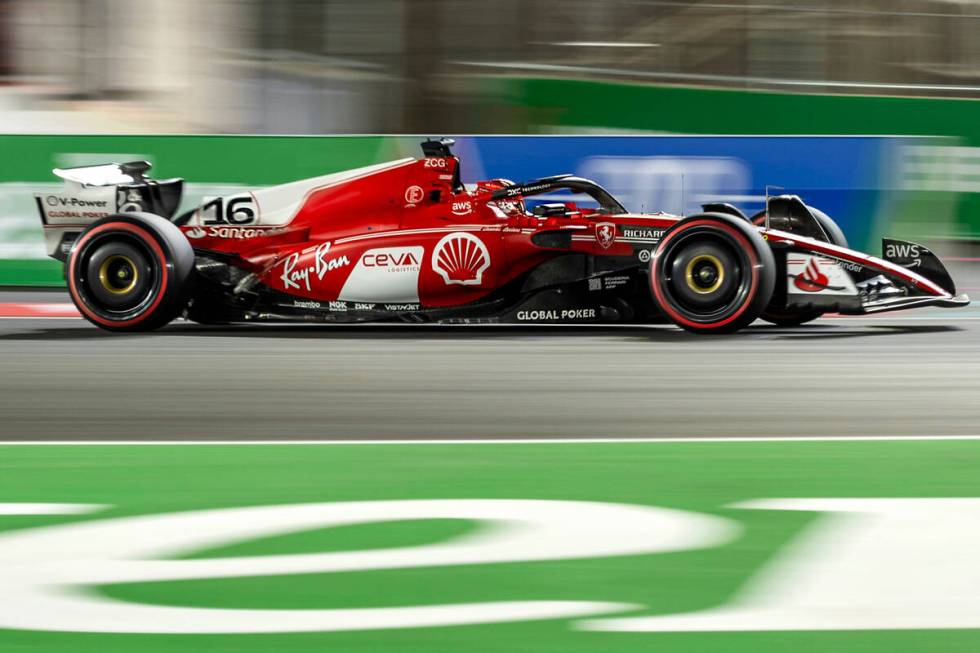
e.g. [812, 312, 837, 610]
[35, 162, 183, 260]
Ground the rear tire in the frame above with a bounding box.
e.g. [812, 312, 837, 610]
[650, 214, 776, 334]
[67, 213, 194, 331]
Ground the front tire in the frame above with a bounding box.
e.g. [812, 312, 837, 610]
[650, 214, 775, 334]
[67, 213, 194, 331]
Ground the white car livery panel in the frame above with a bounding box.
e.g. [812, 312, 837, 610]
[36, 184, 116, 227]
[339, 246, 425, 303]
[33, 163, 182, 258]
[182, 159, 415, 228]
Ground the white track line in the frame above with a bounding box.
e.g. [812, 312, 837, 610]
[3, 436, 980, 445]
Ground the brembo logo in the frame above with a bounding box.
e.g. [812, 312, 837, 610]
[432, 232, 490, 286]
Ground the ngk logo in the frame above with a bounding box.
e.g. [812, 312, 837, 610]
[451, 201, 472, 216]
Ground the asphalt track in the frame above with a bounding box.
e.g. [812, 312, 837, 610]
[2, 263, 980, 440]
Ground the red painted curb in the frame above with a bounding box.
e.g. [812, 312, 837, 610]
[0, 303, 81, 318]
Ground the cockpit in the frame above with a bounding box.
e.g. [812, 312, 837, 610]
[419, 138, 627, 220]
[481, 174, 627, 219]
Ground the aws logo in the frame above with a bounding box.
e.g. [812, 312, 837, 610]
[885, 242, 921, 259]
[451, 201, 472, 216]
[884, 240, 924, 268]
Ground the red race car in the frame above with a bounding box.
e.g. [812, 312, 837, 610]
[36, 138, 968, 334]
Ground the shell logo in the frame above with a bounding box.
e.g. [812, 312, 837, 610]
[432, 232, 490, 286]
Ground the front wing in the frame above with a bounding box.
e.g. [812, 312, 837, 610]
[764, 229, 969, 315]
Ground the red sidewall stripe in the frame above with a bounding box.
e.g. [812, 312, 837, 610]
[68, 222, 170, 328]
[651, 219, 761, 329]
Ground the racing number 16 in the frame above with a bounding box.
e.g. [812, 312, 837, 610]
[200, 195, 256, 225]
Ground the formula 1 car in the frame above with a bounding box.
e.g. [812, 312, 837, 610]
[35, 138, 968, 334]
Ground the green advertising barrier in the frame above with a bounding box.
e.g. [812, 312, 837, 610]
[498, 78, 980, 142]
[2, 440, 980, 652]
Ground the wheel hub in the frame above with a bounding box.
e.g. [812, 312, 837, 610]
[684, 254, 724, 294]
[98, 255, 139, 295]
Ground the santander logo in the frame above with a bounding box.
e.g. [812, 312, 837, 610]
[794, 257, 830, 292]
[432, 232, 490, 286]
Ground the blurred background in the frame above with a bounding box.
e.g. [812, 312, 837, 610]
[2, 0, 980, 283]
[3, 0, 980, 134]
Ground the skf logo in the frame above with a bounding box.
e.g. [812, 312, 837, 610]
[451, 201, 472, 216]
[595, 222, 616, 250]
[432, 232, 490, 286]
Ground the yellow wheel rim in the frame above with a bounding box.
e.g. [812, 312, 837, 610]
[684, 254, 724, 295]
[98, 255, 139, 295]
